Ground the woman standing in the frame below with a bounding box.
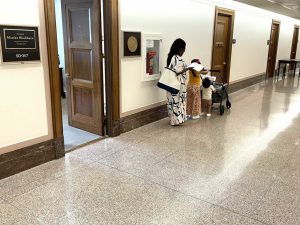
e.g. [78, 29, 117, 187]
[166, 38, 190, 126]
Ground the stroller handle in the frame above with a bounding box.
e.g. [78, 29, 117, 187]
[208, 69, 221, 73]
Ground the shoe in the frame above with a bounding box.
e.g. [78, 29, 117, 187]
[207, 114, 211, 117]
[192, 115, 200, 120]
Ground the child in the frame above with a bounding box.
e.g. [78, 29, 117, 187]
[186, 59, 208, 119]
[201, 77, 216, 117]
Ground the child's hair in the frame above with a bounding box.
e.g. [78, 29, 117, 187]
[202, 77, 211, 88]
[191, 59, 201, 77]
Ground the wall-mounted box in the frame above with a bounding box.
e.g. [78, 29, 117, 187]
[141, 33, 162, 81]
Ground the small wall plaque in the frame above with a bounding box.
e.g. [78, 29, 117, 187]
[0, 25, 40, 63]
[123, 31, 141, 57]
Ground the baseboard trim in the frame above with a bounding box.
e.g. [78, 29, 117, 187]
[120, 104, 167, 133]
[0, 138, 64, 180]
[228, 73, 266, 93]
[121, 101, 167, 118]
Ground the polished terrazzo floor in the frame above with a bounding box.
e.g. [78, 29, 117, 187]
[1, 76, 300, 225]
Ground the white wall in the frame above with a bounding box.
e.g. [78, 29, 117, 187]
[55, 0, 65, 70]
[0, 0, 53, 153]
[120, 0, 300, 115]
[277, 21, 294, 61]
[55, 0, 66, 92]
[230, 10, 271, 80]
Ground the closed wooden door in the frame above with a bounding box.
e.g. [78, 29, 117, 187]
[62, 0, 104, 135]
[290, 26, 299, 59]
[211, 10, 234, 83]
[266, 22, 280, 78]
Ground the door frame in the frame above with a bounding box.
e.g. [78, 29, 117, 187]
[266, 20, 280, 78]
[290, 25, 299, 59]
[43, 0, 120, 144]
[211, 7, 235, 84]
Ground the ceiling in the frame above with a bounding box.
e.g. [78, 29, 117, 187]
[234, 0, 300, 20]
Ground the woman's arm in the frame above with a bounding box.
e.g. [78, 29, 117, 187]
[175, 67, 192, 76]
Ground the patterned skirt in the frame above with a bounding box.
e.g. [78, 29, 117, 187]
[166, 88, 187, 126]
[186, 84, 201, 117]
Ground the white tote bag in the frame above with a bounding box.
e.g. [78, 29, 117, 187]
[157, 67, 181, 94]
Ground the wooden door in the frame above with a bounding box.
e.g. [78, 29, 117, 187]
[266, 21, 280, 78]
[290, 26, 299, 59]
[62, 0, 104, 135]
[211, 9, 234, 83]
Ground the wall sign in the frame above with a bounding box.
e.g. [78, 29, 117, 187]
[0, 25, 40, 63]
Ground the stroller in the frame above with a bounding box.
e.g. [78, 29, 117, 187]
[201, 70, 231, 115]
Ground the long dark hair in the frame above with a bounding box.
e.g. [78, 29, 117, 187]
[167, 38, 186, 66]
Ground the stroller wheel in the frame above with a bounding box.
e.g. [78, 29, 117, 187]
[220, 105, 225, 115]
[226, 100, 231, 109]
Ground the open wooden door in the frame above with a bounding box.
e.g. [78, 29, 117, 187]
[61, 0, 104, 135]
[211, 8, 235, 83]
[290, 25, 299, 59]
[266, 21, 280, 78]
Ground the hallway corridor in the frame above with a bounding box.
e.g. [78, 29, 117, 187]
[1, 77, 300, 224]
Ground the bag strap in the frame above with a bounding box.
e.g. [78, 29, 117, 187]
[164, 67, 176, 73]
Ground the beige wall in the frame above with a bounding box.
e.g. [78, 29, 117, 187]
[0, 0, 53, 154]
[120, 0, 300, 115]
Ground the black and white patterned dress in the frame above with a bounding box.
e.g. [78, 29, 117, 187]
[166, 55, 188, 125]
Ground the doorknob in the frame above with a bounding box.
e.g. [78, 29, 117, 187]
[65, 73, 70, 78]
[223, 62, 227, 65]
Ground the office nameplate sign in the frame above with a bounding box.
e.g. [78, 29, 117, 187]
[0, 25, 40, 63]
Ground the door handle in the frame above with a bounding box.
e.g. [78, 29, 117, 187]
[223, 62, 227, 65]
[65, 73, 70, 78]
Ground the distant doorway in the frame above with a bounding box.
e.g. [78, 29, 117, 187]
[291, 25, 299, 59]
[290, 25, 299, 71]
[266, 20, 280, 78]
[211, 7, 235, 84]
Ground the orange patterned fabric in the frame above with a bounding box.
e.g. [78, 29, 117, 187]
[187, 84, 201, 117]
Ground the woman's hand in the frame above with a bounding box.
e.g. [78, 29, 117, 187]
[200, 69, 208, 75]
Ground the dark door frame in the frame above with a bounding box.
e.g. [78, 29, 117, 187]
[290, 25, 299, 59]
[43, 0, 121, 150]
[266, 20, 280, 78]
[211, 7, 235, 84]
